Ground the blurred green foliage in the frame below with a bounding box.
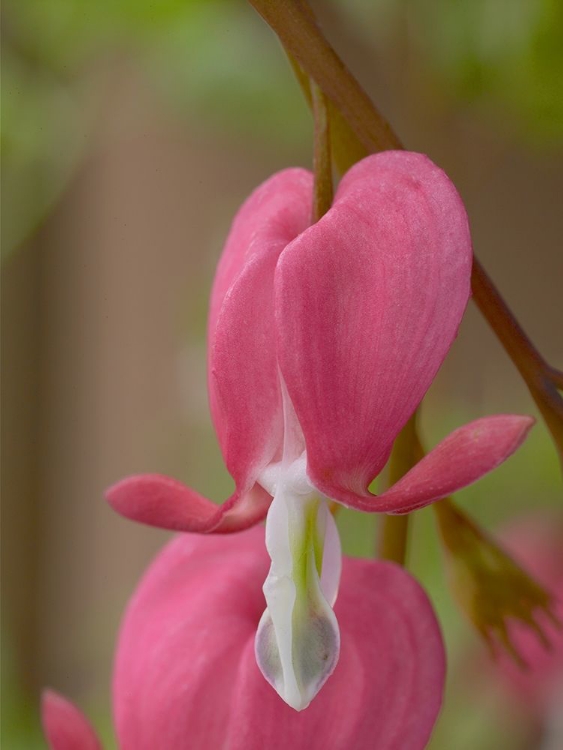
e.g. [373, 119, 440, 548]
[412, 0, 563, 143]
[1, 629, 43, 750]
[1, 0, 307, 258]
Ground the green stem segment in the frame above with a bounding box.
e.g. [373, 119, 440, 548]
[378, 414, 418, 565]
[379, 515, 409, 566]
[286, 51, 369, 174]
[249, 0, 401, 153]
[249, 0, 563, 465]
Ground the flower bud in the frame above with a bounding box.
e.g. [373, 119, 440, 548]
[434, 499, 560, 667]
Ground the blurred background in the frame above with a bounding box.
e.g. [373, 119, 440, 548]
[2, 1, 562, 748]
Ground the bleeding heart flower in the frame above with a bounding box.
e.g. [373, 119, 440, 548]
[43, 526, 445, 750]
[107, 151, 533, 709]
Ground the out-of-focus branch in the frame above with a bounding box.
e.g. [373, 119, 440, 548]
[249, 0, 563, 465]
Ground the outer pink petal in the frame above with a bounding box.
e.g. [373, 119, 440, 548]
[326, 415, 534, 514]
[113, 529, 270, 750]
[275, 151, 472, 501]
[208, 168, 312, 492]
[42, 690, 102, 750]
[106, 473, 271, 533]
[114, 526, 445, 750]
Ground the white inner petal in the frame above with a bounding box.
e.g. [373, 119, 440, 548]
[255, 458, 341, 711]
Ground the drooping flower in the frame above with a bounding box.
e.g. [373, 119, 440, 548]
[107, 151, 533, 709]
[43, 526, 445, 750]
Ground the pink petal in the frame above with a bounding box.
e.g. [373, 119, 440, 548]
[341, 415, 534, 514]
[113, 529, 270, 750]
[114, 526, 445, 750]
[208, 168, 312, 492]
[41, 690, 102, 750]
[275, 151, 472, 502]
[106, 473, 271, 533]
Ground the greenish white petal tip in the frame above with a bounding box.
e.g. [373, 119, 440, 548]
[256, 457, 342, 711]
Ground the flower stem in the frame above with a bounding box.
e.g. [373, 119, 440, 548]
[311, 80, 333, 223]
[379, 515, 409, 566]
[286, 52, 369, 174]
[249, 0, 563, 465]
[249, 0, 401, 153]
[377, 414, 417, 565]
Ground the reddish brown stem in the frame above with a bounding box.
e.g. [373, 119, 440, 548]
[378, 414, 417, 565]
[548, 366, 563, 391]
[471, 259, 548, 388]
[472, 260, 563, 458]
[249, 0, 402, 153]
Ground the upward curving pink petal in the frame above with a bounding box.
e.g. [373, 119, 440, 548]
[114, 526, 445, 750]
[41, 690, 102, 750]
[326, 415, 534, 514]
[208, 168, 312, 492]
[275, 151, 472, 503]
[106, 473, 271, 533]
